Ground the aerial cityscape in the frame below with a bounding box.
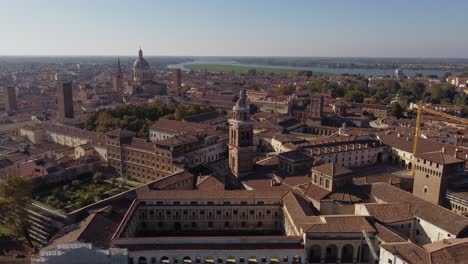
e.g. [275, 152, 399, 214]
[1, 1, 468, 264]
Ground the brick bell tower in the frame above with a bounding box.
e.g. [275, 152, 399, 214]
[228, 89, 256, 179]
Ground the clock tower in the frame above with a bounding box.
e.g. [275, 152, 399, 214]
[228, 89, 255, 179]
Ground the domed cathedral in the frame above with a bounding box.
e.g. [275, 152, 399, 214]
[228, 89, 256, 180]
[133, 48, 153, 82]
[129, 48, 167, 98]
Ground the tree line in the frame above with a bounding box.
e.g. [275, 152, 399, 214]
[84, 102, 215, 138]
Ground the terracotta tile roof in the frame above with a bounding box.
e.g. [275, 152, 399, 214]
[377, 130, 468, 161]
[281, 176, 312, 188]
[417, 151, 463, 165]
[312, 163, 352, 178]
[324, 185, 368, 203]
[196, 175, 225, 191]
[301, 183, 331, 202]
[242, 178, 291, 191]
[106, 128, 136, 138]
[278, 150, 312, 162]
[42, 123, 108, 146]
[282, 191, 321, 233]
[362, 182, 468, 235]
[363, 203, 415, 223]
[424, 238, 468, 264]
[136, 188, 288, 201]
[305, 216, 376, 233]
[374, 223, 407, 243]
[150, 119, 210, 134]
[150, 171, 195, 190]
[155, 133, 199, 147]
[44, 203, 130, 250]
[381, 242, 429, 264]
[126, 138, 155, 151]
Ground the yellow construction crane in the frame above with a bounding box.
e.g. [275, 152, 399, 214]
[412, 104, 468, 176]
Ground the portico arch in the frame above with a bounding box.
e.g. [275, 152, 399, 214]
[341, 244, 354, 263]
[138, 257, 148, 264]
[227, 256, 236, 263]
[161, 256, 170, 264]
[308, 244, 321, 263]
[248, 256, 257, 264]
[270, 256, 279, 264]
[325, 244, 338, 263]
[204, 256, 214, 264]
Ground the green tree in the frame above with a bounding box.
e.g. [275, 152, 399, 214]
[0, 176, 34, 249]
[459, 71, 468, 77]
[344, 90, 365, 103]
[390, 101, 405, 118]
[247, 68, 257, 75]
[175, 108, 184, 121]
[405, 81, 426, 101]
[93, 172, 103, 183]
[304, 79, 330, 93]
[461, 106, 468, 117]
[442, 72, 452, 80]
[275, 85, 295, 96]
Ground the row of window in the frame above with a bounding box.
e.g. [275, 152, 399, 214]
[143, 201, 273, 206]
[452, 203, 468, 213]
[139, 209, 279, 219]
[142, 220, 272, 229]
[416, 165, 442, 177]
[130, 255, 293, 264]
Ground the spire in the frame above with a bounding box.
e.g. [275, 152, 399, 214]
[138, 47, 143, 58]
[235, 89, 248, 108]
[117, 57, 123, 74]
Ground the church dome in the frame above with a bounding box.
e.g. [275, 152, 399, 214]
[133, 48, 150, 70]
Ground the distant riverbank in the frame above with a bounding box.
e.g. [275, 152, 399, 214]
[168, 60, 460, 77]
[183, 64, 334, 76]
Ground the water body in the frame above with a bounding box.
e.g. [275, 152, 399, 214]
[168, 60, 460, 77]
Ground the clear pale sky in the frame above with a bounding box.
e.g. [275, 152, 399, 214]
[1, 0, 467, 57]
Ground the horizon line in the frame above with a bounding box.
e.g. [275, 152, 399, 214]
[1, 54, 468, 60]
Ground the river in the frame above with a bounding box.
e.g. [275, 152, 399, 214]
[167, 60, 459, 77]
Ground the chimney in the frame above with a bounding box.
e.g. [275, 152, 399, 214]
[441, 147, 445, 154]
[397, 133, 401, 138]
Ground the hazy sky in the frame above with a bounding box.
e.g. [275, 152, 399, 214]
[1, 0, 467, 57]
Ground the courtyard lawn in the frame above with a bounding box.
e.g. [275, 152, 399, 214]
[0, 224, 12, 235]
[185, 64, 333, 76]
[34, 178, 133, 213]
